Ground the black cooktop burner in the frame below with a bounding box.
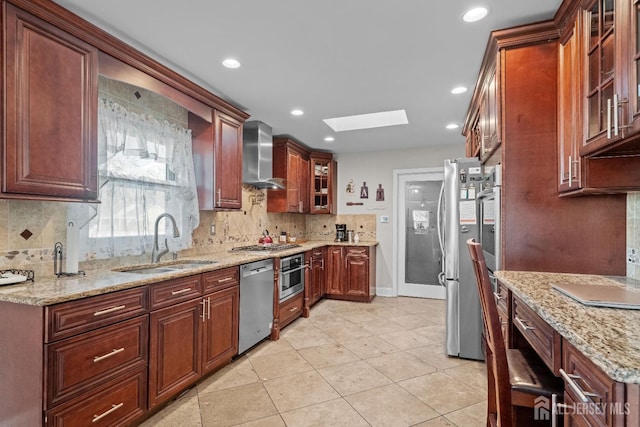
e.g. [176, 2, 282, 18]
[230, 243, 301, 252]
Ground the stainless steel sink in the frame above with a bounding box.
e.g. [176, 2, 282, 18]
[167, 261, 218, 269]
[116, 260, 217, 275]
[122, 267, 177, 275]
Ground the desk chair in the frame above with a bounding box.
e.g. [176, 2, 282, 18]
[467, 239, 563, 427]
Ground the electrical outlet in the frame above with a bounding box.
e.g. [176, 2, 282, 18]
[380, 215, 389, 223]
[210, 224, 216, 235]
[627, 248, 640, 265]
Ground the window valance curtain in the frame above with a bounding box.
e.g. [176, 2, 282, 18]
[70, 98, 199, 260]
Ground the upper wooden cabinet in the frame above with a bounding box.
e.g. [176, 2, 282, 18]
[3, 3, 98, 201]
[578, 0, 640, 156]
[190, 111, 243, 210]
[463, 44, 501, 162]
[309, 152, 336, 214]
[557, 0, 640, 195]
[268, 138, 310, 213]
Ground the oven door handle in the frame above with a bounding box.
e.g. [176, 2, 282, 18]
[281, 265, 308, 275]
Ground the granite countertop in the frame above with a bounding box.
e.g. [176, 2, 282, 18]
[495, 270, 640, 384]
[0, 240, 378, 306]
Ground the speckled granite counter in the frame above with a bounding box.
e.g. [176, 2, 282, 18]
[0, 240, 378, 306]
[495, 270, 640, 384]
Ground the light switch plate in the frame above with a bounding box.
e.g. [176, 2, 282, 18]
[380, 215, 389, 223]
[210, 224, 216, 235]
[628, 247, 640, 265]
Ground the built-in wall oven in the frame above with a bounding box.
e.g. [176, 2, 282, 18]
[279, 253, 305, 302]
[478, 165, 501, 274]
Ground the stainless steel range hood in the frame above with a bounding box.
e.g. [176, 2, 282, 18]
[242, 121, 285, 189]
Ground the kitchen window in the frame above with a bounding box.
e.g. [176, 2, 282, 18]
[70, 98, 199, 259]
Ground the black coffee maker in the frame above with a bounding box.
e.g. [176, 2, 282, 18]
[335, 224, 347, 242]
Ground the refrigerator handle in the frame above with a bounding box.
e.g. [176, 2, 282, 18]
[436, 180, 445, 286]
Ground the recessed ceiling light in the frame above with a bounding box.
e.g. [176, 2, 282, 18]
[324, 136, 335, 142]
[463, 7, 489, 23]
[323, 109, 408, 132]
[451, 86, 468, 94]
[291, 109, 304, 116]
[446, 123, 460, 130]
[222, 58, 241, 69]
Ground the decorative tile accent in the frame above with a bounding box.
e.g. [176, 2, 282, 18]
[20, 229, 33, 240]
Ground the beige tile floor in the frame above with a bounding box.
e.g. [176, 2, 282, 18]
[140, 296, 487, 427]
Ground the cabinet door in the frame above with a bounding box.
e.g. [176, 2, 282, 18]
[149, 299, 202, 408]
[325, 246, 344, 296]
[581, 0, 623, 154]
[4, 4, 98, 200]
[287, 150, 302, 212]
[214, 111, 243, 209]
[309, 154, 334, 214]
[202, 286, 239, 375]
[311, 248, 326, 303]
[299, 155, 310, 213]
[559, 19, 582, 192]
[345, 248, 370, 298]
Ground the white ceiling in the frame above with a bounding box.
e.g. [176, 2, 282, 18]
[54, 0, 561, 154]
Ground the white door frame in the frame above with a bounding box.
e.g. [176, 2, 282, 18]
[392, 167, 445, 298]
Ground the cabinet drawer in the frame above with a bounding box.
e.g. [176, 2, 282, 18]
[203, 267, 239, 293]
[497, 305, 509, 347]
[512, 296, 560, 373]
[346, 247, 369, 257]
[149, 275, 202, 310]
[495, 280, 509, 314]
[46, 315, 148, 407]
[46, 287, 148, 342]
[280, 292, 303, 328]
[561, 341, 623, 427]
[46, 366, 146, 427]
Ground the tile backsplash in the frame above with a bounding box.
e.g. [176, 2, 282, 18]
[0, 188, 377, 278]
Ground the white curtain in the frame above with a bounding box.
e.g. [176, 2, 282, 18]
[70, 98, 199, 260]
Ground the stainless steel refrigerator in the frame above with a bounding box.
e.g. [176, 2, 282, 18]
[437, 158, 484, 361]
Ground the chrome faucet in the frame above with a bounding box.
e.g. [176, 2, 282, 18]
[152, 213, 180, 263]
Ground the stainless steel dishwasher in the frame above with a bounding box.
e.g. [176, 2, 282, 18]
[239, 258, 275, 354]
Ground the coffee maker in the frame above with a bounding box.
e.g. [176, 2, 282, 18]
[335, 224, 347, 242]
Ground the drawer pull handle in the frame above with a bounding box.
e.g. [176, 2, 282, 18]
[559, 369, 600, 403]
[289, 306, 298, 312]
[171, 288, 192, 295]
[92, 402, 124, 423]
[514, 316, 535, 331]
[94, 305, 126, 317]
[218, 277, 234, 283]
[93, 347, 125, 363]
[493, 292, 504, 301]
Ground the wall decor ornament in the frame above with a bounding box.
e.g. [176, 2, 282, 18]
[376, 184, 385, 201]
[360, 182, 369, 199]
[346, 178, 355, 194]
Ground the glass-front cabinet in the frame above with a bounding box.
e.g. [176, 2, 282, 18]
[309, 152, 335, 214]
[581, 0, 640, 155]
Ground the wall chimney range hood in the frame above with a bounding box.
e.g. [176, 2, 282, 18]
[242, 121, 285, 190]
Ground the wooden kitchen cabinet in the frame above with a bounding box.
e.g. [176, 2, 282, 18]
[190, 110, 244, 210]
[325, 246, 376, 302]
[309, 248, 327, 306]
[3, 3, 98, 201]
[148, 268, 239, 408]
[41, 287, 149, 425]
[309, 153, 336, 214]
[268, 138, 310, 213]
[465, 20, 626, 275]
[556, 2, 640, 195]
[562, 340, 626, 426]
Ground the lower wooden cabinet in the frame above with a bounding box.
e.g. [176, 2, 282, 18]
[149, 269, 239, 408]
[309, 248, 327, 307]
[325, 246, 376, 302]
[45, 367, 147, 427]
[279, 292, 304, 329]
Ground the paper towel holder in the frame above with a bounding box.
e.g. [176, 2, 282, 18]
[53, 241, 85, 277]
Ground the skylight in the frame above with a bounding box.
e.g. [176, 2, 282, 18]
[323, 110, 408, 132]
